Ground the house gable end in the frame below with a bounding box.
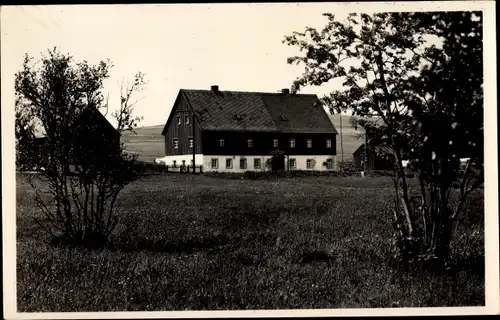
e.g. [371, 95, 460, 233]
[162, 90, 203, 156]
[161, 91, 185, 136]
[72, 107, 119, 145]
[180, 90, 205, 131]
[86, 107, 118, 135]
[161, 90, 204, 136]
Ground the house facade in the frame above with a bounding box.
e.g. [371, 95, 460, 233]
[158, 86, 338, 172]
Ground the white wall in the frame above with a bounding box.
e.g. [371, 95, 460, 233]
[203, 155, 271, 173]
[155, 154, 204, 167]
[202, 155, 337, 172]
[290, 155, 337, 171]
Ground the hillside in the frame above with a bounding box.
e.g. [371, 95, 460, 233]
[328, 114, 364, 162]
[122, 115, 364, 163]
[121, 125, 165, 162]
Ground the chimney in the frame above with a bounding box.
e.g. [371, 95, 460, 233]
[281, 88, 290, 95]
[211, 85, 219, 93]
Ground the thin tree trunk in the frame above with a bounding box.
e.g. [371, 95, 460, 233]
[394, 148, 413, 235]
[339, 112, 344, 164]
[364, 130, 368, 172]
[418, 172, 429, 246]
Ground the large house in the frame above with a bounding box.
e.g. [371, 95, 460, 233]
[157, 86, 338, 172]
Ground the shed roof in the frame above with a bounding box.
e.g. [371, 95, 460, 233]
[353, 143, 395, 156]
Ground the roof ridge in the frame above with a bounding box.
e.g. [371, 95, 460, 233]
[180, 88, 317, 97]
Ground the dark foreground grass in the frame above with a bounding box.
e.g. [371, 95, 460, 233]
[16, 174, 484, 311]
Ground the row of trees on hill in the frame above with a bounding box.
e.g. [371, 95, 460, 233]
[284, 11, 484, 267]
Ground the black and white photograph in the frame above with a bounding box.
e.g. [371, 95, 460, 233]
[1, 1, 498, 318]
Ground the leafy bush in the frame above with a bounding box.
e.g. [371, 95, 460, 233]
[285, 11, 483, 267]
[15, 48, 146, 248]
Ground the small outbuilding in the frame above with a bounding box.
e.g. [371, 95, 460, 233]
[352, 143, 395, 171]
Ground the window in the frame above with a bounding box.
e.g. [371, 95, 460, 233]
[185, 115, 190, 124]
[290, 138, 295, 148]
[173, 160, 177, 168]
[289, 158, 296, 169]
[173, 138, 179, 149]
[273, 139, 279, 148]
[254, 158, 261, 169]
[226, 158, 233, 169]
[306, 159, 313, 169]
[240, 158, 247, 169]
[326, 139, 332, 148]
[326, 159, 333, 169]
[211, 158, 218, 169]
[219, 139, 225, 147]
[247, 139, 253, 148]
[189, 138, 194, 148]
[176, 116, 181, 125]
[307, 139, 312, 148]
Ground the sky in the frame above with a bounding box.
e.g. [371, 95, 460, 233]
[0, 2, 492, 128]
[3, 3, 347, 128]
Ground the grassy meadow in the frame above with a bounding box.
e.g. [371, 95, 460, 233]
[121, 124, 165, 163]
[16, 173, 484, 311]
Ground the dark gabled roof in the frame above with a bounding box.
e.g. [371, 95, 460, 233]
[33, 106, 117, 138]
[353, 143, 395, 156]
[73, 106, 118, 135]
[174, 89, 338, 134]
